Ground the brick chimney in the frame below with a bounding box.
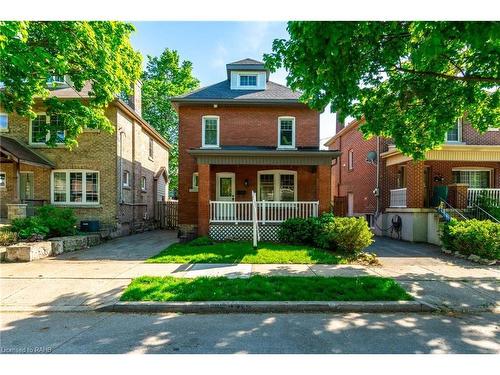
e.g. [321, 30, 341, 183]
[128, 81, 142, 116]
[335, 112, 344, 134]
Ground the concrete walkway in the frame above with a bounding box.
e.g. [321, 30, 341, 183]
[0, 234, 498, 312]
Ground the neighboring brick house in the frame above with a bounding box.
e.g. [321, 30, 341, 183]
[0, 79, 171, 236]
[325, 117, 500, 243]
[171, 59, 339, 239]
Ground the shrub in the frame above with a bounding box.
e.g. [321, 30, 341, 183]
[10, 205, 77, 240]
[315, 217, 374, 256]
[278, 213, 335, 245]
[0, 229, 18, 246]
[476, 194, 500, 221]
[189, 236, 215, 246]
[440, 219, 500, 260]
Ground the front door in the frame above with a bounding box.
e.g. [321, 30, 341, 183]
[216, 172, 235, 220]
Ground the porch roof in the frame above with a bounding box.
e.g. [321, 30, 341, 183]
[188, 146, 341, 165]
[0, 135, 55, 168]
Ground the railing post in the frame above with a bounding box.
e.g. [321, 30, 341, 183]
[262, 200, 266, 224]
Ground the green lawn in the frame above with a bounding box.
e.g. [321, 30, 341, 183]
[147, 241, 345, 264]
[120, 276, 412, 302]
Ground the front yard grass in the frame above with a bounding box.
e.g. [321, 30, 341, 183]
[120, 276, 412, 302]
[147, 241, 346, 264]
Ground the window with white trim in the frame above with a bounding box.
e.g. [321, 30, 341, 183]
[348, 149, 354, 170]
[239, 74, 257, 87]
[202, 116, 219, 147]
[0, 113, 8, 132]
[258, 170, 297, 201]
[191, 172, 199, 192]
[141, 176, 147, 191]
[47, 75, 66, 85]
[278, 117, 295, 148]
[51, 170, 99, 205]
[30, 114, 66, 145]
[0, 172, 6, 188]
[446, 118, 462, 143]
[123, 171, 130, 187]
[452, 170, 490, 188]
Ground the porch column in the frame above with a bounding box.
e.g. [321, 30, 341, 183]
[316, 164, 332, 214]
[406, 161, 425, 208]
[197, 163, 211, 236]
[448, 183, 469, 209]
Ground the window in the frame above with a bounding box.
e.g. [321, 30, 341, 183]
[239, 74, 257, 87]
[202, 116, 219, 147]
[278, 117, 295, 148]
[348, 149, 354, 170]
[190, 172, 199, 192]
[396, 166, 406, 188]
[258, 170, 297, 201]
[0, 172, 6, 188]
[0, 113, 8, 132]
[51, 170, 99, 205]
[452, 170, 490, 188]
[149, 138, 154, 159]
[446, 118, 462, 142]
[123, 171, 130, 187]
[141, 176, 147, 191]
[47, 75, 65, 85]
[30, 114, 65, 145]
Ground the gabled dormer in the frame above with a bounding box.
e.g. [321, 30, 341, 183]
[227, 58, 269, 91]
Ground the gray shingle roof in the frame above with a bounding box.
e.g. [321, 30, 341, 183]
[228, 58, 264, 65]
[171, 80, 302, 103]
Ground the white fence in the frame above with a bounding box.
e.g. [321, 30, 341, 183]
[467, 188, 500, 207]
[209, 201, 319, 223]
[389, 188, 407, 208]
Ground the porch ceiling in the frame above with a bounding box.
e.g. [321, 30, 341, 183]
[0, 135, 55, 168]
[188, 147, 340, 165]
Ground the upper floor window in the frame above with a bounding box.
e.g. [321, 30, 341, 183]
[239, 74, 257, 87]
[123, 170, 130, 188]
[446, 118, 462, 143]
[0, 172, 6, 189]
[149, 137, 154, 159]
[30, 114, 66, 145]
[51, 170, 99, 205]
[141, 176, 147, 191]
[0, 113, 8, 132]
[278, 117, 295, 148]
[47, 75, 66, 85]
[348, 149, 354, 170]
[202, 116, 219, 148]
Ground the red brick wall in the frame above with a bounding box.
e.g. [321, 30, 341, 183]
[462, 122, 500, 145]
[178, 104, 320, 225]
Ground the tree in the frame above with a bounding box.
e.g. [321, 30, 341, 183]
[0, 21, 142, 147]
[264, 22, 500, 158]
[141, 48, 200, 193]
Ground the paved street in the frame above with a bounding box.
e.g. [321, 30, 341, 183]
[1, 311, 498, 354]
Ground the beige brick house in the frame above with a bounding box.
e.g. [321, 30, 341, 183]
[0, 80, 171, 236]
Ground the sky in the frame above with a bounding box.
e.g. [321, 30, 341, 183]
[130, 21, 337, 146]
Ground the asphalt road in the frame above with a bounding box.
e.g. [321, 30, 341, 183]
[1, 311, 498, 354]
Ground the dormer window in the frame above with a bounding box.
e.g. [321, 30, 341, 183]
[47, 75, 66, 85]
[239, 74, 257, 87]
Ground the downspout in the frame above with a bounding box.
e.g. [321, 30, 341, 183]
[375, 136, 381, 216]
[119, 130, 126, 203]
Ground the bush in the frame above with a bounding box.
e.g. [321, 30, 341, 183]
[476, 194, 500, 221]
[0, 229, 18, 246]
[278, 213, 336, 245]
[315, 217, 374, 256]
[10, 205, 77, 240]
[440, 219, 500, 260]
[189, 236, 215, 246]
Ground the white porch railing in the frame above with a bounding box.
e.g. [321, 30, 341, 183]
[467, 188, 500, 207]
[390, 188, 407, 208]
[209, 201, 319, 223]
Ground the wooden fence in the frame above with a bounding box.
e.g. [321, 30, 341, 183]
[157, 200, 179, 229]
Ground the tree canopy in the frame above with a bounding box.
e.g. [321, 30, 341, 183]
[141, 48, 200, 193]
[264, 21, 500, 158]
[0, 21, 142, 147]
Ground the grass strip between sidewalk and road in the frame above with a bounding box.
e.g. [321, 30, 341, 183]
[147, 241, 346, 264]
[120, 276, 412, 302]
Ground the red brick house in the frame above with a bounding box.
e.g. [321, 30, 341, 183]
[171, 59, 340, 239]
[325, 117, 500, 243]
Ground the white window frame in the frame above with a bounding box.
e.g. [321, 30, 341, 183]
[445, 118, 463, 143]
[141, 176, 147, 191]
[29, 113, 66, 146]
[202, 115, 220, 148]
[238, 74, 258, 87]
[452, 167, 493, 188]
[277, 116, 296, 149]
[50, 170, 100, 205]
[123, 170, 130, 188]
[0, 171, 6, 189]
[0, 113, 8, 132]
[190, 172, 199, 192]
[348, 149, 354, 170]
[257, 170, 298, 201]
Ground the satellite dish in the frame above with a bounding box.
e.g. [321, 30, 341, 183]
[366, 151, 377, 162]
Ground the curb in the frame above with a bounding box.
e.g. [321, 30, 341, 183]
[97, 300, 437, 314]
